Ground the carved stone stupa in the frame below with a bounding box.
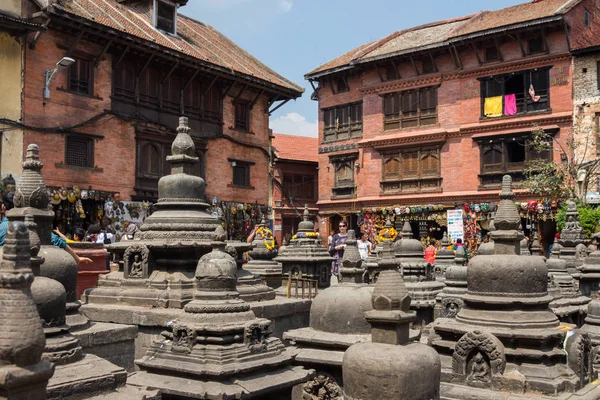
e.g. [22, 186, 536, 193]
[0, 222, 54, 400]
[394, 220, 444, 327]
[283, 230, 372, 388]
[576, 248, 600, 298]
[559, 198, 589, 273]
[432, 231, 455, 282]
[274, 206, 333, 288]
[243, 217, 283, 288]
[342, 238, 441, 400]
[434, 246, 467, 320]
[128, 243, 312, 398]
[430, 176, 598, 398]
[85, 117, 223, 310]
[6, 144, 86, 330]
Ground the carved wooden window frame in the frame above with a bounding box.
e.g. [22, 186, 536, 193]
[329, 153, 358, 199]
[379, 146, 442, 194]
[322, 102, 363, 143]
[382, 86, 438, 131]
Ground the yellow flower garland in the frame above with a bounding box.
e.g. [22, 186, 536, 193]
[264, 239, 275, 251]
[377, 227, 398, 243]
[256, 226, 275, 251]
[291, 232, 318, 240]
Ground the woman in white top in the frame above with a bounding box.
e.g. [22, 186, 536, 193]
[357, 231, 372, 261]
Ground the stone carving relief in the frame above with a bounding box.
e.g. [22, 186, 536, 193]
[124, 244, 152, 279]
[566, 331, 594, 386]
[171, 324, 197, 354]
[302, 373, 343, 400]
[452, 330, 506, 386]
[440, 297, 464, 318]
[244, 322, 270, 353]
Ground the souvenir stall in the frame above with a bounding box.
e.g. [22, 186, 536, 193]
[49, 186, 113, 237]
[104, 200, 152, 241]
[208, 200, 269, 242]
[515, 199, 560, 256]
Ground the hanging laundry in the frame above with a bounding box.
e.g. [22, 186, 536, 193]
[484, 96, 502, 117]
[529, 83, 540, 102]
[504, 94, 517, 115]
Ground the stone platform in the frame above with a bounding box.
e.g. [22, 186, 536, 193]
[82, 297, 311, 360]
[71, 321, 138, 372]
[440, 381, 600, 399]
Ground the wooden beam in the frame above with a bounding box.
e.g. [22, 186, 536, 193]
[182, 68, 200, 91]
[452, 45, 463, 70]
[563, 21, 571, 51]
[493, 36, 503, 61]
[268, 94, 281, 109]
[471, 41, 482, 66]
[29, 17, 50, 49]
[202, 75, 218, 95]
[65, 31, 84, 58]
[94, 39, 112, 67]
[328, 78, 336, 94]
[375, 63, 385, 82]
[428, 52, 438, 72]
[113, 46, 130, 70]
[232, 83, 248, 104]
[409, 55, 420, 75]
[516, 32, 526, 57]
[161, 61, 179, 84]
[268, 98, 290, 116]
[342, 75, 349, 91]
[137, 54, 154, 77]
[221, 80, 236, 99]
[249, 89, 264, 109]
[390, 60, 401, 78]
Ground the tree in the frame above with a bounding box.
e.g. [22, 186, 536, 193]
[524, 106, 600, 202]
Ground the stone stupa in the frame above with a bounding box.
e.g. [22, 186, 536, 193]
[26, 216, 127, 399]
[6, 144, 87, 330]
[85, 117, 223, 311]
[429, 175, 598, 398]
[477, 217, 495, 255]
[342, 235, 441, 400]
[559, 198, 588, 274]
[434, 245, 467, 320]
[394, 219, 444, 327]
[274, 206, 333, 289]
[576, 248, 600, 297]
[243, 216, 283, 289]
[283, 229, 372, 388]
[432, 231, 454, 282]
[0, 221, 54, 400]
[128, 242, 312, 398]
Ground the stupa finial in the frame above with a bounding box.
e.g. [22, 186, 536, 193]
[172, 116, 195, 157]
[340, 229, 364, 282]
[13, 143, 48, 209]
[491, 175, 522, 254]
[401, 220, 413, 239]
[303, 205, 309, 221]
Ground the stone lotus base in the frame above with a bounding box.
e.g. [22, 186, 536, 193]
[47, 353, 127, 400]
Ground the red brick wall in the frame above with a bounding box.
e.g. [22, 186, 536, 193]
[21, 27, 274, 205]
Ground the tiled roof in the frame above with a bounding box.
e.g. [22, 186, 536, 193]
[448, 0, 578, 37]
[307, 0, 579, 78]
[272, 134, 318, 163]
[47, 0, 303, 95]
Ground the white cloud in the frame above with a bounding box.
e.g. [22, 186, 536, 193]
[277, 0, 293, 12]
[270, 112, 318, 137]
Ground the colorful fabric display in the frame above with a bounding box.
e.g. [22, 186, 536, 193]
[484, 96, 502, 117]
[504, 94, 517, 115]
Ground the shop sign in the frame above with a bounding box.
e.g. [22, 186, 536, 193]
[447, 209, 464, 242]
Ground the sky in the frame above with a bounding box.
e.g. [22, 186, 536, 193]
[185, 0, 527, 137]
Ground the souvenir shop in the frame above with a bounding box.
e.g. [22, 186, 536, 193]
[207, 199, 270, 242]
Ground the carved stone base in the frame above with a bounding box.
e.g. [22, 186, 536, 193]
[0, 361, 54, 400]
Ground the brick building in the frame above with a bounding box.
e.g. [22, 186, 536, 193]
[306, 0, 600, 246]
[0, 0, 302, 237]
[271, 133, 319, 245]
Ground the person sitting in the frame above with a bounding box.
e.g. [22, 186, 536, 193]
[0, 192, 92, 266]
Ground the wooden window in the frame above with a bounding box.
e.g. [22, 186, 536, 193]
[322, 102, 362, 142]
[528, 36, 544, 54]
[232, 162, 251, 187]
[380, 147, 441, 194]
[383, 86, 437, 130]
[139, 66, 160, 107]
[113, 58, 136, 101]
[484, 46, 499, 62]
[478, 135, 553, 187]
[68, 57, 93, 96]
[139, 143, 161, 176]
[234, 101, 250, 131]
[283, 174, 315, 200]
[65, 135, 94, 168]
[330, 154, 357, 198]
[162, 74, 181, 114]
[156, 1, 176, 34]
[585, 9, 591, 27]
[203, 84, 221, 124]
[480, 68, 550, 118]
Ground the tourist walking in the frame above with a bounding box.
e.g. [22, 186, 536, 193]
[329, 221, 349, 277]
[424, 239, 437, 265]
